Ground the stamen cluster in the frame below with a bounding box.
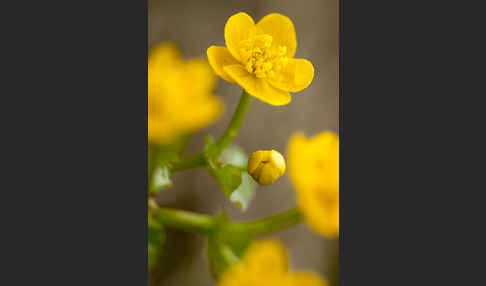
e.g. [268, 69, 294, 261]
[240, 34, 289, 79]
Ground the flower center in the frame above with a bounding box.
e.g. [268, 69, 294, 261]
[239, 34, 289, 79]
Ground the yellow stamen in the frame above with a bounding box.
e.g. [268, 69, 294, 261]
[240, 34, 289, 79]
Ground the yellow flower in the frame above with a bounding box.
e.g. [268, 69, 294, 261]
[288, 132, 339, 238]
[218, 239, 327, 286]
[247, 150, 286, 185]
[148, 42, 223, 144]
[207, 13, 314, 106]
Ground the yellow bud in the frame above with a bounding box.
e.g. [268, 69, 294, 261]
[247, 150, 286, 185]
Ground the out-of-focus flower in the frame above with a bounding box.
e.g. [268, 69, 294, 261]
[217, 239, 327, 286]
[247, 150, 286, 185]
[207, 12, 314, 106]
[288, 132, 339, 238]
[148, 42, 223, 144]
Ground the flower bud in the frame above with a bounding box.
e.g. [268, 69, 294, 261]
[247, 150, 286, 185]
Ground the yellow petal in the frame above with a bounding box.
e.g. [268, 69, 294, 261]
[178, 98, 223, 131]
[224, 64, 291, 106]
[207, 46, 239, 83]
[149, 42, 182, 68]
[268, 58, 314, 92]
[310, 132, 339, 193]
[148, 117, 176, 145]
[242, 239, 288, 274]
[224, 12, 256, 62]
[291, 271, 328, 286]
[186, 58, 217, 93]
[298, 186, 340, 238]
[256, 13, 297, 58]
[287, 131, 340, 238]
[287, 133, 309, 191]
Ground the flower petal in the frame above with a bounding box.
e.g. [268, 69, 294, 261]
[224, 65, 291, 106]
[291, 271, 328, 286]
[207, 46, 239, 83]
[186, 58, 217, 93]
[299, 187, 340, 238]
[149, 42, 182, 68]
[256, 13, 297, 58]
[224, 12, 256, 62]
[242, 240, 288, 274]
[178, 98, 223, 131]
[268, 58, 314, 92]
[287, 133, 310, 191]
[148, 117, 176, 144]
[287, 131, 340, 238]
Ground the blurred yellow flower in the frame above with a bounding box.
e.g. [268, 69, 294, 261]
[218, 239, 327, 286]
[288, 132, 339, 238]
[148, 42, 223, 144]
[207, 12, 314, 106]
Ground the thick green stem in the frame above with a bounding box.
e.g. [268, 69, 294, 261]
[152, 207, 302, 237]
[170, 90, 251, 172]
[229, 208, 303, 236]
[170, 153, 206, 172]
[152, 207, 216, 235]
[209, 90, 251, 160]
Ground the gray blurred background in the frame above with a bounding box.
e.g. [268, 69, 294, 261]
[149, 0, 338, 285]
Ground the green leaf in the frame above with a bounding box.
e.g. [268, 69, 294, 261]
[206, 136, 245, 198]
[229, 172, 256, 210]
[207, 213, 251, 279]
[209, 164, 242, 197]
[148, 136, 189, 194]
[148, 214, 165, 270]
[219, 145, 257, 210]
[149, 165, 172, 194]
[220, 145, 248, 167]
[206, 142, 256, 210]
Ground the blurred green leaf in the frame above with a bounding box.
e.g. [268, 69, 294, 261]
[229, 172, 256, 210]
[220, 145, 247, 167]
[148, 136, 190, 193]
[219, 145, 257, 210]
[207, 213, 251, 279]
[148, 214, 165, 270]
[149, 165, 172, 194]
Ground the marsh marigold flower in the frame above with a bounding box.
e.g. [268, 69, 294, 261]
[248, 150, 286, 185]
[218, 239, 327, 286]
[207, 13, 314, 106]
[148, 42, 223, 144]
[288, 132, 339, 238]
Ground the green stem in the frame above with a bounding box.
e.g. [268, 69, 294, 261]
[152, 207, 302, 237]
[208, 90, 251, 160]
[170, 90, 251, 172]
[170, 153, 206, 172]
[229, 208, 303, 236]
[152, 207, 216, 235]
